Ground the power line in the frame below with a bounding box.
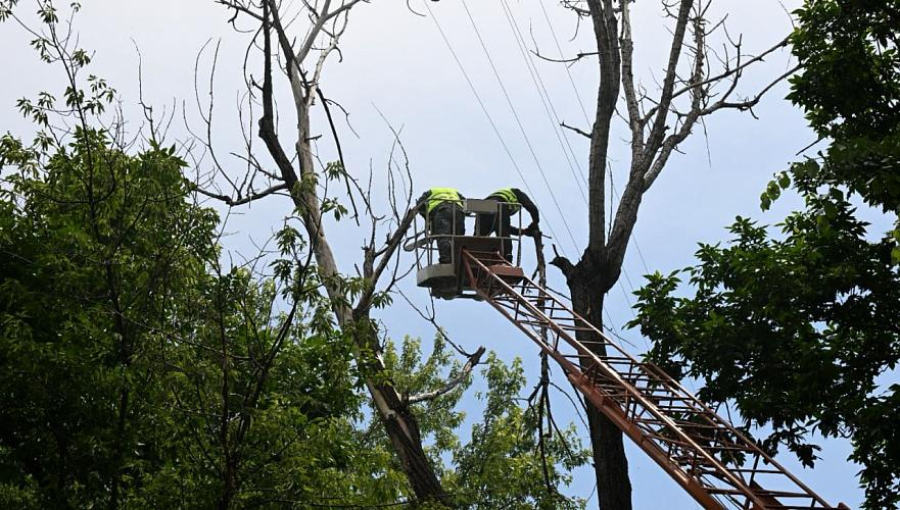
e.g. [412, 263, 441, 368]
[425, 2, 652, 355]
[505, 1, 652, 353]
[493, 0, 589, 193]
[422, 0, 571, 259]
[632, 236, 651, 275]
[537, 0, 592, 127]
[495, 0, 646, 350]
[457, 0, 580, 255]
[606, 164, 650, 352]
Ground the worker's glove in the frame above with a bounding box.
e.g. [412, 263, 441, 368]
[524, 224, 540, 237]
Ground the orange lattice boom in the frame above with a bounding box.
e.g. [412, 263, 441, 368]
[459, 248, 847, 510]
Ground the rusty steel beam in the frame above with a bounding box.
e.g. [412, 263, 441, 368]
[460, 249, 837, 510]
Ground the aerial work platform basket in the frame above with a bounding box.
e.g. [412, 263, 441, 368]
[406, 198, 525, 300]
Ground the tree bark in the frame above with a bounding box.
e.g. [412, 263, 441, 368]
[567, 261, 632, 510]
[255, 8, 447, 502]
[568, 2, 633, 508]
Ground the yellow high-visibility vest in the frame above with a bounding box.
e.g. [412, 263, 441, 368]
[489, 188, 520, 213]
[426, 187, 463, 213]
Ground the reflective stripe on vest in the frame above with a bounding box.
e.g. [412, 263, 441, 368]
[426, 187, 463, 213]
[489, 188, 520, 213]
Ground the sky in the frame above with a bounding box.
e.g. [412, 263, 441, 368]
[0, 0, 873, 508]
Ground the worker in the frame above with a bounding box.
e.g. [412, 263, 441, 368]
[476, 187, 539, 261]
[416, 187, 466, 264]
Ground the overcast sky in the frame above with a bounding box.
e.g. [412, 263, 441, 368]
[0, 0, 869, 507]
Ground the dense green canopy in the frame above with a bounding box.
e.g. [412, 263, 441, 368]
[631, 1, 900, 508]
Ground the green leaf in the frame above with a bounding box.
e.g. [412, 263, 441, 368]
[778, 172, 791, 189]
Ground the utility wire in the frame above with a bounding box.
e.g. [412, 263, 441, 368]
[537, 0, 592, 127]
[500, 0, 642, 349]
[493, 0, 589, 194]
[534, 1, 653, 353]
[632, 235, 652, 275]
[504, 0, 652, 280]
[427, 1, 652, 352]
[457, 0, 580, 255]
[422, 0, 570, 259]
[497, 1, 651, 340]
[607, 169, 651, 352]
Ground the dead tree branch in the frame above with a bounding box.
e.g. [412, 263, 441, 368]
[407, 346, 486, 404]
[198, 0, 448, 503]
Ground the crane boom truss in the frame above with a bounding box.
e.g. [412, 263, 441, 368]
[461, 249, 841, 510]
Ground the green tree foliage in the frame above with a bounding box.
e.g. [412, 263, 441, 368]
[785, 0, 900, 237]
[383, 339, 589, 509]
[630, 1, 900, 507]
[448, 355, 588, 509]
[0, 102, 589, 510]
[0, 130, 217, 508]
[0, 2, 590, 507]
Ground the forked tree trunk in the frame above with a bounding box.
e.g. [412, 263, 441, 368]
[559, 1, 694, 507]
[559, 0, 776, 506]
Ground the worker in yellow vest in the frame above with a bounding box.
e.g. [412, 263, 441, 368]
[416, 187, 466, 264]
[476, 187, 539, 261]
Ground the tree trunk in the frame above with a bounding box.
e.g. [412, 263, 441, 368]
[287, 90, 446, 505]
[577, 3, 634, 505]
[569, 263, 632, 510]
[350, 317, 447, 503]
[562, 0, 757, 506]
[372, 379, 446, 500]
[255, 6, 447, 501]
[287, 166, 446, 505]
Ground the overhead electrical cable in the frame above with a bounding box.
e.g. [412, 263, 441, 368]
[456, 0, 581, 254]
[498, 0, 649, 352]
[496, 0, 589, 190]
[422, 0, 571, 259]
[502, 0, 650, 351]
[506, 1, 652, 354]
[607, 170, 651, 352]
[492, 0, 589, 192]
[537, 0, 592, 127]
[531, 1, 654, 279]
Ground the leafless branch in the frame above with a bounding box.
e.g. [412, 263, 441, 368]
[194, 182, 289, 206]
[641, 35, 791, 123]
[531, 49, 599, 64]
[561, 121, 592, 139]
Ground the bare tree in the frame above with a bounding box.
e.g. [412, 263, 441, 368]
[195, 0, 487, 503]
[547, 1, 796, 508]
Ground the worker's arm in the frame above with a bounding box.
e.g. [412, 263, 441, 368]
[512, 188, 539, 235]
[415, 190, 432, 217]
